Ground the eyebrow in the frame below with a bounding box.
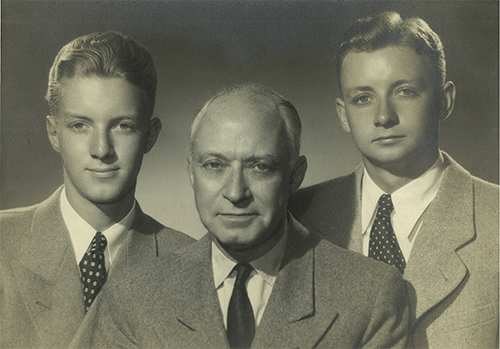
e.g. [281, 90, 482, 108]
[196, 152, 280, 163]
[62, 113, 137, 122]
[345, 79, 424, 95]
[345, 86, 373, 95]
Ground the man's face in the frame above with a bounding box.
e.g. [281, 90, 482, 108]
[188, 94, 304, 256]
[336, 46, 449, 171]
[47, 76, 160, 207]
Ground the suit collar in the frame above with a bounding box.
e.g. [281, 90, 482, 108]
[108, 204, 160, 274]
[323, 166, 364, 252]
[405, 152, 474, 323]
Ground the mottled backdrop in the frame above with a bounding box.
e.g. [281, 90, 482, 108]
[2, 1, 498, 238]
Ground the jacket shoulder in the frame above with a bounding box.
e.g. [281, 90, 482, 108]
[138, 211, 196, 247]
[0, 204, 38, 240]
[289, 172, 357, 216]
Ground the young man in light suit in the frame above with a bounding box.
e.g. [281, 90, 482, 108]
[0, 31, 194, 348]
[289, 11, 499, 348]
[75, 82, 410, 348]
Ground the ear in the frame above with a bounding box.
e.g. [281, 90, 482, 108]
[186, 154, 195, 188]
[289, 155, 307, 194]
[144, 117, 162, 153]
[46, 115, 60, 153]
[336, 97, 351, 132]
[439, 81, 456, 121]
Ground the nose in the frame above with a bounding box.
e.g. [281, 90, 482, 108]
[90, 128, 115, 160]
[222, 167, 251, 205]
[374, 98, 399, 128]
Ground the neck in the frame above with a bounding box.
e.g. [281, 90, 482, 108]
[217, 218, 286, 264]
[363, 149, 439, 194]
[65, 186, 135, 232]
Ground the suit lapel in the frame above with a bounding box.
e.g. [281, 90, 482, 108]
[13, 188, 85, 346]
[252, 218, 339, 348]
[405, 154, 474, 325]
[158, 235, 229, 348]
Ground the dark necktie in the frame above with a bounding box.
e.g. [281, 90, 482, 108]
[79, 232, 107, 312]
[227, 263, 255, 349]
[368, 194, 406, 274]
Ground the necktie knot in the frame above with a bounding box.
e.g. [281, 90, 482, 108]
[377, 194, 394, 216]
[88, 232, 107, 254]
[234, 263, 253, 287]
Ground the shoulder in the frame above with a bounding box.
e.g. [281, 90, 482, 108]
[472, 175, 499, 201]
[288, 170, 360, 217]
[1, 204, 38, 224]
[316, 237, 403, 285]
[133, 207, 196, 247]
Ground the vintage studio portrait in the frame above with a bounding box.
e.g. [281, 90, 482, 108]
[1, 1, 498, 348]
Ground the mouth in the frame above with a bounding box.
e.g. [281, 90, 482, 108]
[219, 213, 257, 219]
[373, 135, 405, 144]
[87, 168, 119, 178]
[218, 213, 257, 228]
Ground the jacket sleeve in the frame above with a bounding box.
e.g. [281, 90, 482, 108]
[361, 267, 411, 349]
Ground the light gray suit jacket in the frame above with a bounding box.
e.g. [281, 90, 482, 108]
[0, 187, 195, 348]
[289, 152, 499, 348]
[76, 216, 410, 349]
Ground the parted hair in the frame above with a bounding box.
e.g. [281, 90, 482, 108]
[336, 11, 447, 88]
[46, 31, 157, 118]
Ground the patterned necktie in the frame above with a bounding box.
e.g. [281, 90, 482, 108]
[227, 263, 255, 349]
[368, 194, 406, 274]
[79, 232, 107, 312]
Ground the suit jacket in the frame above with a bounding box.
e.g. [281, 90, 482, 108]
[0, 187, 195, 349]
[288, 152, 499, 348]
[77, 215, 410, 349]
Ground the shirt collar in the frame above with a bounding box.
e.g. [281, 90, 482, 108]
[212, 215, 289, 289]
[361, 152, 446, 240]
[60, 187, 136, 265]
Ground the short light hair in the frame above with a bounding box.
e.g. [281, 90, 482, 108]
[336, 11, 446, 89]
[190, 82, 302, 165]
[46, 31, 157, 118]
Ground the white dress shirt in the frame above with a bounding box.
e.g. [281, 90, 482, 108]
[60, 188, 136, 271]
[212, 216, 288, 329]
[361, 153, 446, 262]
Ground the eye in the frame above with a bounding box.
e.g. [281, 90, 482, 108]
[117, 123, 134, 131]
[397, 88, 417, 97]
[70, 122, 87, 131]
[254, 163, 269, 172]
[203, 161, 223, 170]
[353, 95, 372, 105]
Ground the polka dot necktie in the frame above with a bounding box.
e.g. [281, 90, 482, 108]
[227, 263, 255, 349]
[79, 232, 107, 312]
[368, 194, 406, 274]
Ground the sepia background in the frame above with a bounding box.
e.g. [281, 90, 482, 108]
[2, 0, 498, 239]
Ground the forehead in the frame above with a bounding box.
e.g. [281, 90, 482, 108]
[193, 93, 288, 157]
[340, 46, 434, 88]
[57, 75, 145, 118]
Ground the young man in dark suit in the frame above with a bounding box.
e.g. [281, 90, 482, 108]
[289, 11, 499, 348]
[0, 31, 194, 348]
[76, 82, 410, 348]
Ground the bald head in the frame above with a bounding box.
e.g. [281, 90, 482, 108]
[190, 83, 301, 166]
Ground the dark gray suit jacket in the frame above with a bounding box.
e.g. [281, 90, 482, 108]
[0, 187, 195, 348]
[289, 152, 499, 348]
[76, 216, 410, 349]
